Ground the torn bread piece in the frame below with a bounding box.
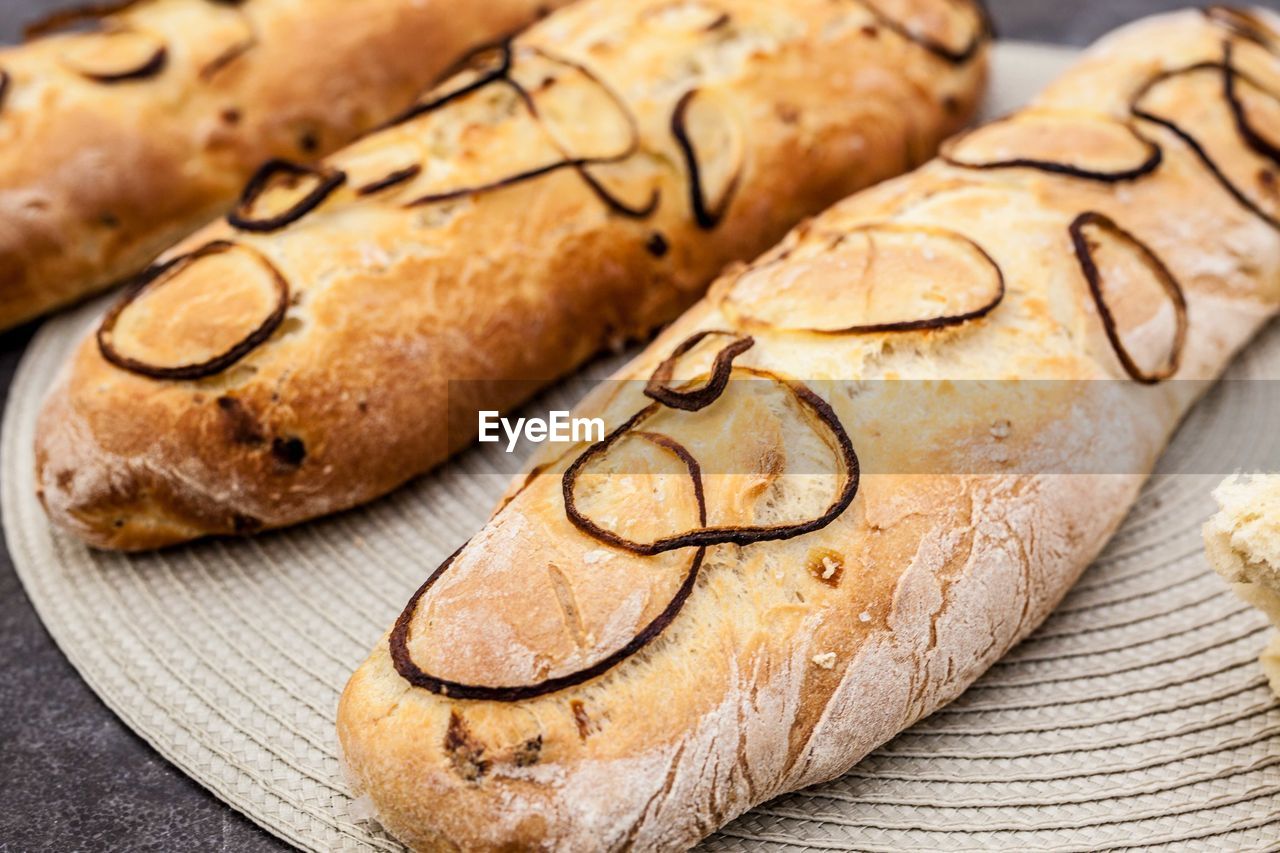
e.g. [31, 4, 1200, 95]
[1205, 474, 1280, 694]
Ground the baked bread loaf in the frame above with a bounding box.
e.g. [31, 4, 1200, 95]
[34, 0, 990, 550]
[338, 8, 1280, 850]
[1205, 474, 1280, 695]
[0, 0, 567, 330]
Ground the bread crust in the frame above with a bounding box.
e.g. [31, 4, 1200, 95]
[35, 0, 988, 550]
[338, 9, 1280, 851]
[0, 0, 566, 330]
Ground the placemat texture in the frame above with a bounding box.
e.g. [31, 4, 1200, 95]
[5, 43, 1280, 852]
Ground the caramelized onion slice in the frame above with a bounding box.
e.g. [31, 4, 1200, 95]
[392, 435, 707, 701]
[60, 27, 167, 82]
[859, 0, 991, 64]
[645, 330, 754, 411]
[942, 111, 1162, 182]
[0, 69, 9, 116]
[1226, 44, 1280, 164]
[565, 371, 859, 555]
[512, 47, 638, 163]
[1205, 5, 1280, 52]
[1132, 61, 1280, 229]
[227, 159, 346, 232]
[384, 42, 513, 129]
[723, 224, 1003, 334]
[672, 88, 744, 229]
[400, 46, 648, 210]
[97, 241, 289, 381]
[1070, 212, 1187, 384]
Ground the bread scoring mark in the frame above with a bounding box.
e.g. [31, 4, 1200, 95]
[97, 241, 289, 381]
[1069, 211, 1188, 384]
[546, 562, 588, 649]
[227, 159, 347, 233]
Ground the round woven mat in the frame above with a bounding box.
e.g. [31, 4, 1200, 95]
[6, 43, 1280, 853]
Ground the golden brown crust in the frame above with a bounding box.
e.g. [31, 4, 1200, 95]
[0, 0, 567, 330]
[338, 9, 1280, 851]
[35, 0, 988, 550]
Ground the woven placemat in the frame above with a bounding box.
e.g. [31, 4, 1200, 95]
[6, 42, 1280, 852]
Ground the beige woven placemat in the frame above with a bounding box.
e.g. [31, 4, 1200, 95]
[6, 42, 1280, 852]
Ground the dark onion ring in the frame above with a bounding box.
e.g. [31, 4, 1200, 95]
[404, 46, 651, 213]
[1131, 60, 1280, 230]
[856, 0, 993, 65]
[356, 164, 422, 196]
[1069, 211, 1188, 385]
[564, 369, 860, 556]
[724, 225, 1005, 335]
[645, 330, 755, 412]
[940, 113, 1163, 182]
[671, 88, 743, 230]
[510, 47, 658, 218]
[227, 158, 346, 232]
[1204, 5, 1280, 52]
[1223, 42, 1280, 165]
[391, 433, 708, 701]
[381, 42, 514, 130]
[97, 240, 289, 381]
[0, 69, 9, 116]
[60, 28, 168, 83]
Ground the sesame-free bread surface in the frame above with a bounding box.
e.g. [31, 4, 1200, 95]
[339, 9, 1280, 850]
[0, 0, 566, 329]
[34, 0, 990, 549]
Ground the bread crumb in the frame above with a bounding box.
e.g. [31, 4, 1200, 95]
[990, 420, 1011, 439]
[821, 556, 839, 579]
[811, 652, 837, 669]
[583, 550, 612, 565]
[859, 611, 872, 622]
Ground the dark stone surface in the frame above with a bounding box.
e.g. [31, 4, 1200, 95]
[0, 1, 1270, 851]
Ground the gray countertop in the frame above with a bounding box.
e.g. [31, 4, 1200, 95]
[0, 1, 1265, 851]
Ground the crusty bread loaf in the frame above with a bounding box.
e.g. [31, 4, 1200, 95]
[1205, 474, 1280, 694]
[338, 9, 1280, 850]
[34, 0, 990, 550]
[0, 0, 567, 330]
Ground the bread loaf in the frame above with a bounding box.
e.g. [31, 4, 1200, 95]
[0, 0, 567, 329]
[338, 8, 1280, 850]
[34, 0, 990, 550]
[1205, 474, 1280, 695]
